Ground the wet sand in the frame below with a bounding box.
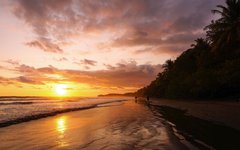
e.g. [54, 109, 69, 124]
[0, 100, 188, 150]
[151, 99, 240, 130]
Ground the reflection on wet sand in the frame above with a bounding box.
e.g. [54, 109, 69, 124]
[0, 100, 187, 150]
[56, 116, 68, 147]
[56, 116, 66, 134]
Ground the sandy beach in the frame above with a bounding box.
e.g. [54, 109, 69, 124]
[151, 99, 240, 130]
[1, 98, 240, 149]
[0, 99, 188, 150]
[1, 0, 240, 149]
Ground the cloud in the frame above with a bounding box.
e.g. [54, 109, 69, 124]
[15, 76, 43, 84]
[63, 61, 162, 87]
[79, 59, 97, 66]
[15, 64, 37, 74]
[55, 57, 68, 62]
[5, 59, 20, 65]
[2, 61, 162, 88]
[11, 0, 225, 55]
[26, 38, 63, 53]
[0, 76, 13, 85]
[74, 59, 97, 70]
[134, 45, 189, 55]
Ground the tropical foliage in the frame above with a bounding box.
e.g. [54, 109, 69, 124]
[205, 0, 240, 50]
[135, 0, 240, 99]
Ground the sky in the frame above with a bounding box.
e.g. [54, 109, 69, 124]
[0, 0, 225, 97]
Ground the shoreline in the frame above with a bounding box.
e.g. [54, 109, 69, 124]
[0, 99, 127, 128]
[0, 100, 188, 150]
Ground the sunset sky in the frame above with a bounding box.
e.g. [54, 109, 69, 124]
[0, 0, 224, 97]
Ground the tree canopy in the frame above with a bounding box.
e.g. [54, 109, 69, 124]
[135, 0, 240, 99]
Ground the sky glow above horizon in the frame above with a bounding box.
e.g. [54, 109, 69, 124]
[0, 0, 224, 96]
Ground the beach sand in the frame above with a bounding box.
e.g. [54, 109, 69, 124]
[151, 99, 240, 130]
[0, 100, 188, 150]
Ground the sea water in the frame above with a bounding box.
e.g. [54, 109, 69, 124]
[0, 97, 128, 126]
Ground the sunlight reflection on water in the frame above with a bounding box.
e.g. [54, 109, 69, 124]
[57, 116, 66, 134]
[56, 116, 68, 147]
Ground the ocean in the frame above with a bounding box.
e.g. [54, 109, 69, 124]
[0, 96, 128, 127]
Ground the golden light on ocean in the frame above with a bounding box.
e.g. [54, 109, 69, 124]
[56, 116, 68, 147]
[57, 116, 66, 134]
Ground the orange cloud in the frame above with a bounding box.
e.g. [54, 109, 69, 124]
[26, 38, 63, 53]
[2, 61, 162, 90]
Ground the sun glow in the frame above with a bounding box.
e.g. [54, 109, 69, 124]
[55, 84, 68, 96]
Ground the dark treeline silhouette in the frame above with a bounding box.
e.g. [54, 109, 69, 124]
[135, 0, 240, 99]
[98, 92, 134, 97]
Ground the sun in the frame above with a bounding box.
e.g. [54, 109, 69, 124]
[55, 84, 68, 96]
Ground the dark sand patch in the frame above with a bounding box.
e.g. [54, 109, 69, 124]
[151, 105, 240, 150]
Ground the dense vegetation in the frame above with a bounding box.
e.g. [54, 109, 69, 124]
[98, 92, 134, 97]
[136, 0, 240, 99]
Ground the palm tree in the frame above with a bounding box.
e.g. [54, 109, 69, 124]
[162, 59, 174, 71]
[191, 38, 210, 50]
[205, 0, 240, 50]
